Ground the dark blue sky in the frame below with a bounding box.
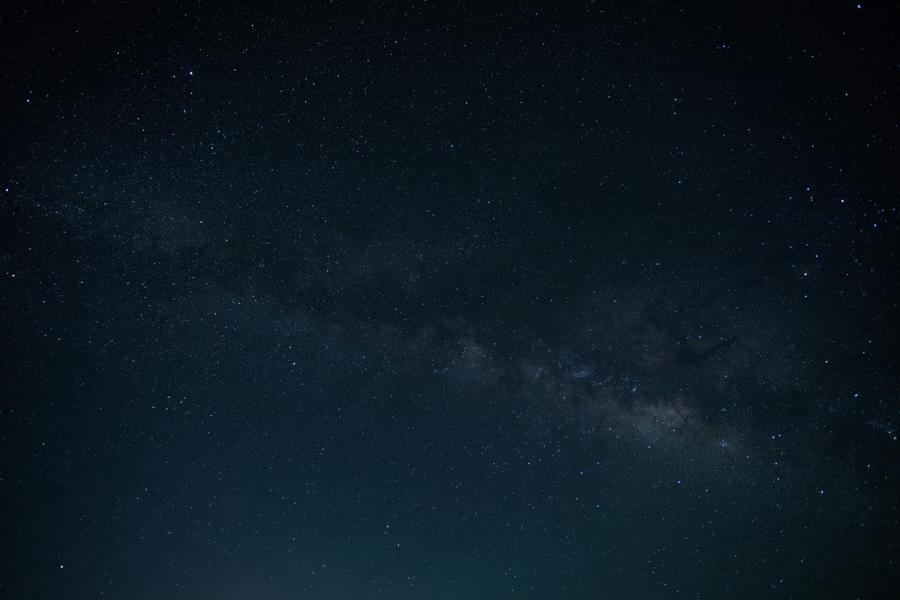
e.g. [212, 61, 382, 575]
[2, 2, 898, 598]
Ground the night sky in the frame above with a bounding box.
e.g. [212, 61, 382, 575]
[2, 2, 899, 598]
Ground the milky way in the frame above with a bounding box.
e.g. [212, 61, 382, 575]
[2, 2, 899, 598]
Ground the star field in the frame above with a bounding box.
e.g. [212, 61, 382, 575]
[2, 2, 899, 598]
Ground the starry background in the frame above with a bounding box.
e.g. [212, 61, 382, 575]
[2, 1, 899, 598]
